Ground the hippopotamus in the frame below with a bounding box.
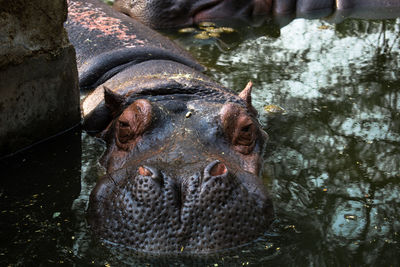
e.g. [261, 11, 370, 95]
[113, 0, 400, 28]
[66, 0, 273, 253]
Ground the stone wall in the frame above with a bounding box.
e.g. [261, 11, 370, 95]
[0, 0, 80, 156]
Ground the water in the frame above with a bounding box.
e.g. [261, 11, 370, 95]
[1, 17, 399, 266]
[180, 18, 400, 265]
[182, 20, 400, 266]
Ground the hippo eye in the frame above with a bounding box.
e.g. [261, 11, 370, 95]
[117, 118, 133, 144]
[220, 103, 258, 155]
[241, 124, 251, 132]
[115, 99, 152, 150]
[119, 120, 130, 128]
[234, 117, 256, 149]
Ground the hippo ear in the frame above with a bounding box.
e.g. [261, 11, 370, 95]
[104, 86, 125, 115]
[239, 81, 258, 116]
[239, 81, 253, 106]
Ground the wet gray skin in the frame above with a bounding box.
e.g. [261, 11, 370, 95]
[79, 55, 274, 253]
[87, 89, 273, 253]
[66, 0, 274, 254]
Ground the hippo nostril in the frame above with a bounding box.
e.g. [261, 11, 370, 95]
[204, 160, 228, 177]
[138, 166, 152, 176]
[210, 162, 227, 176]
[137, 165, 161, 181]
[137, 165, 164, 186]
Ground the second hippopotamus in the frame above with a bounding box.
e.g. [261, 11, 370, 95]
[113, 0, 400, 28]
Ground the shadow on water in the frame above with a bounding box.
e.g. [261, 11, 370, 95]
[1, 17, 400, 266]
[0, 127, 82, 265]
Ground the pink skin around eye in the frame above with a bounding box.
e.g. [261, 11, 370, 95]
[115, 99, 152, 149]
[220, 103, 257, 155]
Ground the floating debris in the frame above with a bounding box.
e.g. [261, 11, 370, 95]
[198, 21, 216, 28]
[194, 32, 210, 40]
[178, 27, 197, 34]
[284, 224, 301, 233]
[264, 104, 286, 114]
[265, 243, 273, 249]
[318, 25, 330, 30]
[208, 32, 221, 38]
[344, 214, 357, 220]
[221, 27, 235, 33]
[206, 27, 224, 33]
[178, 23, 235, 42]
[185, 111, 192, 118]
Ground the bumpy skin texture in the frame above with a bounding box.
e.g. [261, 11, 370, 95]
[66, 0, 273, 253]
[113, 0, 400, 28]
[86, 88, 273, 253]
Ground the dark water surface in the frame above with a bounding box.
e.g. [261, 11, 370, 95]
[1, 17, 399, 266]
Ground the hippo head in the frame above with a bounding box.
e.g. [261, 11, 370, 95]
[113, 0, 272, 28]
[86, 81, 273, 253]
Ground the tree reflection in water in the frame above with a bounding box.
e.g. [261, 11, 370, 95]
[185, 18, 400, 265]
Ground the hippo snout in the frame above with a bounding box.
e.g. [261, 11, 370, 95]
[87, 160, 272, 253]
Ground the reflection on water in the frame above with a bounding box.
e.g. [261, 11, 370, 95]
[183, 18, 400, 265]
[1, 17, 399, 266]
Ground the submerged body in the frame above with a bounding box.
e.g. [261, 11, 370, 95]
[66, 0, 273, 253]
[113, 0, 400, 28]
